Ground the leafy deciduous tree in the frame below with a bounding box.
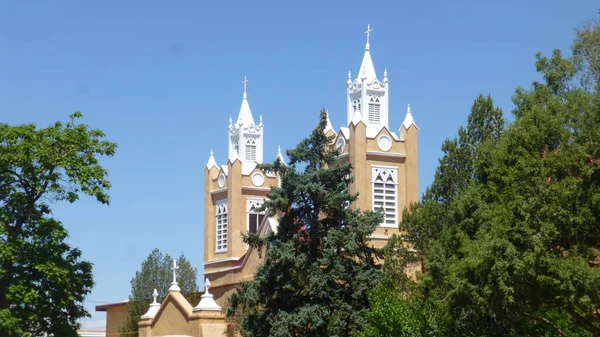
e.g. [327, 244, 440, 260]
[0, 112, 116, 337]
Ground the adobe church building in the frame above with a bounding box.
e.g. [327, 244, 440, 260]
[96, 25, 419, 336]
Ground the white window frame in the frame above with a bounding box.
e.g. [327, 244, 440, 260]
[215, 200, 228, 253]
[246, 198, 265, 234]
[371, 166, 398, 228]
[368, 96, 381, 123]
[246, 138, 257, 162]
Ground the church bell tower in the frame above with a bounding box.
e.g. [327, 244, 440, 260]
[330, 24, 419, 249]
[203, 77, 279, 274]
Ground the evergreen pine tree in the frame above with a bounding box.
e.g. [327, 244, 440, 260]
[226, 109, 382, 337]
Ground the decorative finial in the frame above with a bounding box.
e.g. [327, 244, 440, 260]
[141, 288, 161, 318]
[168, 259, 180, 291]
[384, 69, 387, 78]
[229, 117, 233, 125]
[260, 114, 263, 123]
[193, 277, 221, 311]
[151, 289, 158, 304]
[278, 145, 282, 155]
[204, 278, 212, 295]
[407, 104, 411, 113]
[348, 71, 351, 79]
[364, 24, 373, 50]
[210, 148, 214, 156]
[242, 75, 248, 99]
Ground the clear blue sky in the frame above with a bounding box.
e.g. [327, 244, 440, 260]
[1, 0, 597, 329]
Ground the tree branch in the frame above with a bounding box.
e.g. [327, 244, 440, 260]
[566, 308, 600, 335]
[522, 312, 569, 337]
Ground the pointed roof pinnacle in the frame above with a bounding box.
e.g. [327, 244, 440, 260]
[193, 278, 221, 312]
[140, 288, 161, 319]
[324, 110, 334, 133]
[236, 75, 255, 125]
[358, 24, 377, 82]
[402, 104, 419, 130]
[276, 145, 286, 165]
[206, 149, 217, 169]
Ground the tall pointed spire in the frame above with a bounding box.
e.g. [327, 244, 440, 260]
[324, 110, 334, 133]
[236, 75, 255, 125]
[358, 24, 377, 82]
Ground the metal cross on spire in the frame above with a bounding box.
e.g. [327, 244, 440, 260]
[364, 24, 373, 50]
[242, 75, 248, 99]
[168, 259, 181, 291]
[172, 260, 178, 284]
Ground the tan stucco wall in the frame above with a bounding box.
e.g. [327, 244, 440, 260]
[150, 298, 193, 336]
[138, 291, 227, 337]
[205, 158, 279, 266]
[105, 305, 127, 337]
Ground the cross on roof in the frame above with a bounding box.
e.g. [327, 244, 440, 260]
[364, 24, 373, 47]
[172, 260, 179, 284]
[242, 75, 248, 97]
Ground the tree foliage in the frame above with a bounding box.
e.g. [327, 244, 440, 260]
[371, 15, 600, 337]
[120, 248, 198, 337]
[226, 110, 382, 337]
[573, 13, 600, 91]
[0, 112, 116, 337]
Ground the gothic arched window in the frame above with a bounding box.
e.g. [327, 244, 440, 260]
[368, 96, 381, 123]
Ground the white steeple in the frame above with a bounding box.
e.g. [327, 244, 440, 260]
[236, 76, 255, 125]
[206, 149, 217, 169]
[357, 24, 377, 83]
[228, 76, 264, 172]
[347, 24, 389, 133]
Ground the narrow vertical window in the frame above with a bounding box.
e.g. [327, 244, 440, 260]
[246, 138, 257, 162]
[372, 167, 397, 226]
[216, 201, 228, 252]
[368, 96, 381, 123]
